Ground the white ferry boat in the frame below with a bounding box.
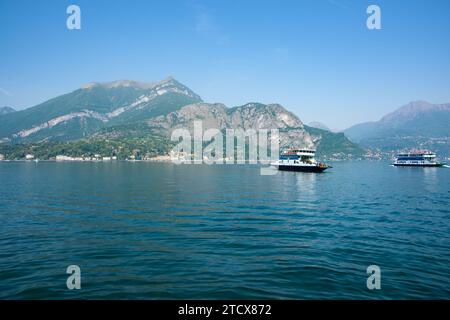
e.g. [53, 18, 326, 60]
[393, 151, 444, 167]
[271, 148, 331, 172]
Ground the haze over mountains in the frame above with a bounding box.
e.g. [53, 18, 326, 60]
[0, 77, 364, 159]
[0, 106, 15, 115]
[344, 101, 450, 156]
[308, 122, 331, 132]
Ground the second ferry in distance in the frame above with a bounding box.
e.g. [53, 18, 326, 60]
[271, 148, 331, 172]
[393, 150, 445, 167]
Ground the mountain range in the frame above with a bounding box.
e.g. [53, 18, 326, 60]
[344, 101, 450, 156]
[0, 77, 364, 159]
[0, 78, 201, 142]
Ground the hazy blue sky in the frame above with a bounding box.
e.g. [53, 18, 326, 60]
[1, 0, 449, 129]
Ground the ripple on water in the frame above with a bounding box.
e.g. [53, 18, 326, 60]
[0, 161, 449, 299]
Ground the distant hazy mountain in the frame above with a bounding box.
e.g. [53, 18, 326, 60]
[0, 106, 15, 115]
[0, 77, 201, 142]
[308, 121, 331, 132]
[344, 101, 450, 155]
[0, 77, 364, 158]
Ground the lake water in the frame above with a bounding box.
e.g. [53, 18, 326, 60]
[0, 161, 449, 299]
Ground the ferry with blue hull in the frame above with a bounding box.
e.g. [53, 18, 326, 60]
[393, 151, 444, 167]
[271, 149, 331, 172]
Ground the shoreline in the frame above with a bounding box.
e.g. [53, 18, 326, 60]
[0, 159, 392, 164]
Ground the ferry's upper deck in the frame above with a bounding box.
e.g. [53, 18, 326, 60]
[396, 151, 436, 160]
[280, 149, 316, 160]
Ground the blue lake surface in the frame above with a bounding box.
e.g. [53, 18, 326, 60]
[0, 161, 449, 299]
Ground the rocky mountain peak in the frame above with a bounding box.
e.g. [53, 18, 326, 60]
[82, 80, 156, 90]
[146, 101, 314, 148]
[81, 77, 201, 98]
